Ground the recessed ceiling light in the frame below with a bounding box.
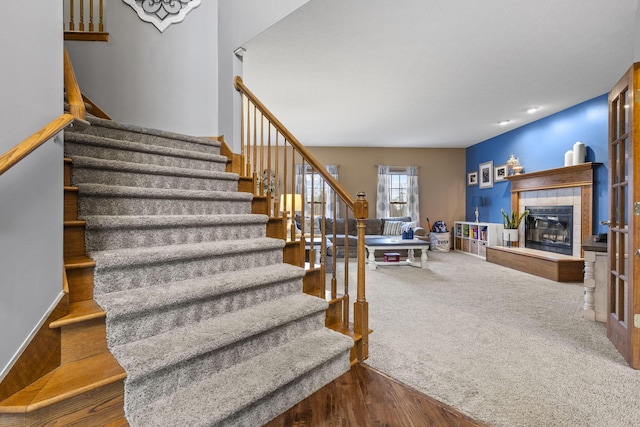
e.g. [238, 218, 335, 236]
[527, 106, 540, 114]
[498, 120, 511, 126]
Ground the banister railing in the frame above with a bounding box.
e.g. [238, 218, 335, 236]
[63, 0, 108, 41]
[234, 76, 369, 361]
[64, 48, 86, 122]
[0, 114, 74, 177]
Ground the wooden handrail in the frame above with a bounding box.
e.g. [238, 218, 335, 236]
[0, 114, 74, 177]
[234, 76, 357, 213]
[64, 48, 86, 121]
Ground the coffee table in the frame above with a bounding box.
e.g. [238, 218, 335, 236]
[364, 237, 429, 270]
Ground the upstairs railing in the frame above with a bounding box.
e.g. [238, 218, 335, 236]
[234, 76, 369, 360]
[63, 0, 108, 41]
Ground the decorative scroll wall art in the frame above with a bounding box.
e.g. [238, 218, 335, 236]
[123, 0, 201, 32]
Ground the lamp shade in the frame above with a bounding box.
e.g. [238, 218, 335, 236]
[279, 193, 303, 212]
[471, 196, 484, 207]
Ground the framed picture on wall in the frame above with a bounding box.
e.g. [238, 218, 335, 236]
[494, 164, 508, 182]
[479, 161, 493, 189]
[467, 171, 478, 186]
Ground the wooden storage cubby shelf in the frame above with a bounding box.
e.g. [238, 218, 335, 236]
[453, 221, 503, 258]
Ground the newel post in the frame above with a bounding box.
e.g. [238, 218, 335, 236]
[354, 192, 369, 361]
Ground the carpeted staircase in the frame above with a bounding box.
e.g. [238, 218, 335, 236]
[64, 116, 353, 426]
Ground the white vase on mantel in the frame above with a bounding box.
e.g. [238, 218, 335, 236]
[503, 229, 519, 246]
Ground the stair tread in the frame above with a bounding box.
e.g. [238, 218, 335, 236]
[113, 293, 329, 380]
[79, 115, 222, 148]
[128, 328, 353, 426]
[71, 155, 239, 180]
[89, 238, 284, 269]
[65, 132, 226, 163]
[77, 183, 253, 200]
[65, 220, 86, 227]
[81, 213, 268, 230]
[49, 300, 105, 329]
[97, 263, 305, 318]
[0, 352, 125, 413]
[64, 255, 96, 269]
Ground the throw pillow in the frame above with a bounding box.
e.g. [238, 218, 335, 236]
[401, 221, 417, 233]
[297, 216, 321, 234]
[383, 220, 403, 235]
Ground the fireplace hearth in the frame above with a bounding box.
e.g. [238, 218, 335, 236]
[524, 206, 573, 256]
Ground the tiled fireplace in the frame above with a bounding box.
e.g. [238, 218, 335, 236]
[519, 192, 582, 257]
[504, 162, 598, 259]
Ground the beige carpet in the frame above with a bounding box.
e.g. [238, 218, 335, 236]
[343, 250, 640, 427]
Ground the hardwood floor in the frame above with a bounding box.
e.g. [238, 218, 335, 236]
[265, 363, 486, 427]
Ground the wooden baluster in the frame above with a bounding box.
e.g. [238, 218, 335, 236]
[252, 105, 257, 179]
[354, 192, 369, 361]
[69, 0, 75, 31]
[89, 0, 94, 32]
[99, 0, 104, 32]
[266, 123, 272, 214]
[240, 95, 245, 175]
[79, 0, 85, 31]
[331, 198, 337, 300]
[274, 131, 280, 214]
[259, 114, 264, 196]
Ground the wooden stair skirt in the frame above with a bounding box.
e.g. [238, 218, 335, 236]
[486, 246, 583, 282]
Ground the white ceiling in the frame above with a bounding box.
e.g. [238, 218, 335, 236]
[242, 0, 638, 148]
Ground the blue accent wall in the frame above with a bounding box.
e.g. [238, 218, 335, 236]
[466, 94, 609, 234]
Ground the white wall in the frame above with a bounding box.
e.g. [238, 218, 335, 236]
[218, 0, 310, 150]
[65, 1, 219, 137]
[0, 1, 64, 380]
[636, 0, 640, 62]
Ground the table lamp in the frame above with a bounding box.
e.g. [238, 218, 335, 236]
[279, 193, 303, 238]
[472, 196, 483, 223]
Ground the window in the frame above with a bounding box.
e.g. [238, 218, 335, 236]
[388, 171, 408, 217]
[376, 165, 419, 221]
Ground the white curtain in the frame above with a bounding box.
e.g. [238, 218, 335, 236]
[376, 165, 391, 218]
[324, 165, 339, 218]
[294, 164, 304, 195]
[406, 166, 420, 222]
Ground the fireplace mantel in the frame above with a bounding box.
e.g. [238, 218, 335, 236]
[504, 162, 600, 193]
[504, 162, 601, 254]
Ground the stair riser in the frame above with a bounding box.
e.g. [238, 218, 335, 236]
[72, 168, 238, 192]
[64, 189, 78, 221]
[73, 126, 221, 155]
[85, 223, 267, 252]
[64, 225, 86, 258]
[61, 318, 108, 364]
[64, 160, 72, 186]
[123, 312, 327, 413]
[78, 197, 252, 216]
[65, 267, 94, 303]
[93, 249, 283, 295]
[65, 142, 226, 172]
[104, 279, 302, 347]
